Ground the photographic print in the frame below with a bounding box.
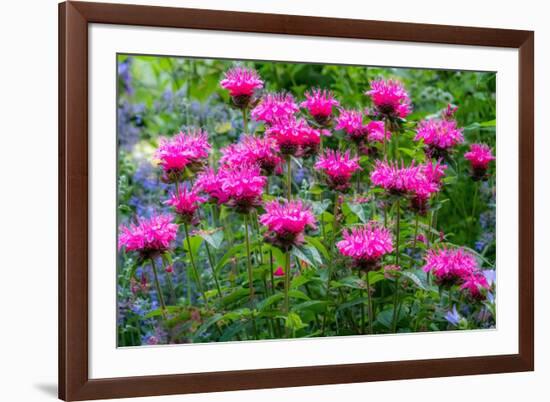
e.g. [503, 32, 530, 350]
[116, 55, 496, 347]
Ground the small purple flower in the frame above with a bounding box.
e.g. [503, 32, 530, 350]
[445, 305, 461, 327]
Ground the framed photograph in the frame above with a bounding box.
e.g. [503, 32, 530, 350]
[59, 1, 534, 400]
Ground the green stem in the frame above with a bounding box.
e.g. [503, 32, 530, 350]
[286, 156, 292, 200]
[284, 252, 291, 315]
[242, 108, 249, 135]
[244, 214, 255, 302]
[284, 251, 291, 338]
[184, 223, 209, 307]
[204, 242, 222, 300]
[366, 272, 374, 335]
[269, 249, 275, 294]
[391, 198, 401, 332]
[150, 258, 167, 320]
[360, 288, 366, 335]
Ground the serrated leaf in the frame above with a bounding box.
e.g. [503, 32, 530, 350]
[198, 230, 224, 250]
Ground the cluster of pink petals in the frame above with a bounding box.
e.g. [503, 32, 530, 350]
[260, 199, 317, 236]
[442, 104, 458, 120]
[219, 66, 264, 97]
[464, 143, 495, 169]
[365, 120, 391, 143]
[370, 160, 422, 194]
[251, 92, 299, 124]
[154, 129, 211, 174]
[265, 118, 321, 156]
[165, 187, 206, 223]
[335, 109, 367, 140]
[273, 266, 285, 277]
[220, 135, 283, 174]
[366, 79, 412, 118]
[194, 168, 228, 204]
[300, 88, 340, 118]
[118, 214, 178, 255]
[415, 118, 464, 150]
[219, 164, 267, 211]
[337, 223, 394, 265]
[422, 247, 480, 285]
[411, 161, 447, 200]
[315, 150, 361, 190]
[460, 271, 490, 299]
[196, 165, 267, 211]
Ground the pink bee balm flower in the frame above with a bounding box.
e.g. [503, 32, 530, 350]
[194, 168, 228, 204]
[365, 120, 391, 143]
[366, 79, 412, 119]
[260, 199, 317, 250]
[220, 164, 267, 213]
[273, 266, 285, 277]
[265, 118, 310, 156]
[118, 214, 179, 258]
[409, 161, 447, 215]
[315, 149, 361, 191]
[220, 135, 283, 175]
[460, 271, 490, 300]
[300, 88, 340, 124]
[335, 109, 367, 142]
[442, 104, 459, 120]
[251, 92, 299, 125]
[296, 123, 322, 158]
[415, 118, 464, 158]
[422, 247, 478, 286]
[165, 186, 206, 224]
[154, 129, 211, 181]
[337, 223, 394, 271]
[220, 66, 263, 108]
[370, 160, 422, 195]
[464, 143, 495, 180]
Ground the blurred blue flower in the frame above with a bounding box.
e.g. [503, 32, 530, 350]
[445, 305, 461, 327]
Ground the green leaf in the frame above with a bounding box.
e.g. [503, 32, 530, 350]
[199, 230, 224, 250]
[291, 300, 328, 313]
[193, 313, 224, 338]
[221, 288, 250, 307]
[285, 312, 307, 330]
[347, 202, 367, 223]
[305, 236, 330, 260]
[291, 246, 315, 267]
[400, 271, 427, 290]
[183, 235, 203, 256]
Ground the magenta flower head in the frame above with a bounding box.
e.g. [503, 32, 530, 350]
[464, 143, 495, 181]
[220, 135, 283, 175]
[414, 118, 464, 159]
[315, 149, 361, 191]
[118, 214, 179, 259]
[165, 186, 206, 224]
[366, 79, 412, 119]
[365, 120, 391, 143]
[220, 164, 267, 213]
[370, 160, 422, 196]
[260, 199, 317, 250]
[422, 247, 478, 287]
[442, 103, 459, 120]
[300, 88, 340, 125]
[409, 161, 447, 215]
[220, 66, 264, 108]
[154, 129, 211, 182]
[337, 222, 394, 272]
[460, 271, 490, 300]
[251, 92, 299, 125]
[335, 109, 367, 143]
[194, 168, 228, 204]
[296, 122, 322, 158]
[265, 118, 307, 156]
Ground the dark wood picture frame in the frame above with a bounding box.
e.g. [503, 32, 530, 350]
[59, 1, 534, 400]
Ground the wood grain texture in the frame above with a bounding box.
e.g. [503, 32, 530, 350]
[58, 1, 534, 400]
